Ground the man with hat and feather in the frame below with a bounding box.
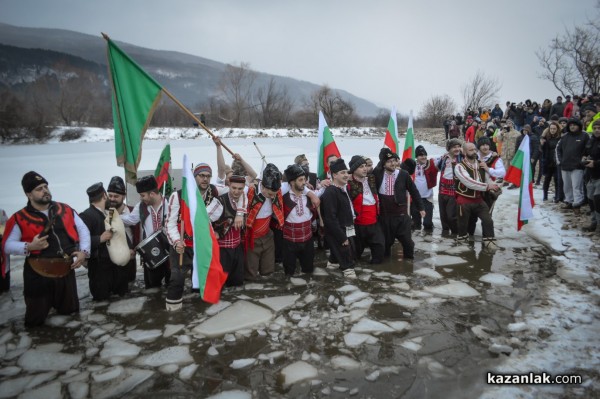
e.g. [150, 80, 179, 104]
[373, 148, 424, 260]
[2, 171, 90, 327]
[120, 175, 171, 289]
[80, 182, 129, 300]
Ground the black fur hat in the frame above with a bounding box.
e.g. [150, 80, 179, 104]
[379, 148, 399, 163]
[262, 163, 282, 191]
[348, 155, 367, 174]
[107, 176, 126, 195]
[330, 158, 348, 174]
[284, 164, 306, 182]
[135, 175, 158, 193]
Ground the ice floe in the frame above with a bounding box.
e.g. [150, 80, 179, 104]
[350, 318, 394, 334]
[280, 361, 319, 387]
[388, 294, 422, 310]
[126, 329, 162, 343]
[193, 300, 273, 338]
[206, 390, 252, 399]
[330, 355, 361, 370]
[257, 295, 300, 312]
[413, 268, 443, 279]
[424, 281, 480, 298]
[17, 349, 82, 371]
[107, 297, 148, 315]
[230, 358, 256, 369]
[479, 273, 514, 286]
[422, 255, 468, 267]
[99, 338, 141, 365]
[135, 346, 193, 367]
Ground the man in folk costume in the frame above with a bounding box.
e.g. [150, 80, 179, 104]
[454, 142, 501, 244]
[347, 155, 385, 264]
[373, 148, 425, 259]
[2, 172, 90, 327]
[280, 164, 317, 276]
[294, 154, 318, 190]
[206, 175, 248, 288]
[411, 145, 439, 231]
[436, 138, 463, 235]
[80, 183, 129, 300]
[107, 176, 138, 283]
[120, 176, 170, 289]
[320, 159, 358, 278]
[244, 163, 285, 280]
[476, 136, 506, 208]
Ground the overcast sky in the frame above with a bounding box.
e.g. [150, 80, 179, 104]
[1, 0, 597, 115]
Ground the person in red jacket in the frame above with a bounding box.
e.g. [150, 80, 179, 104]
[465, 120, 479, 143]
[563, 95, 574, 118]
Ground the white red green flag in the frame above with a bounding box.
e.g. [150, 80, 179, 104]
[154, 144, 172, 197]
[402, 111, 415, 162]
[504, 135, 535, 230]
[383, 107, 399, 154]
[181, 154, 228, 303]
[317, 111, 341, 180]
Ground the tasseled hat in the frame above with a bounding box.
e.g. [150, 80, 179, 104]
[284, 164, 306, 182]
[262, 163, 282, 191]
[135, 175, 158, 193]
[21, 171, 48, 193]
[107, 176, 126, 195]
[329, 158, 348, 174]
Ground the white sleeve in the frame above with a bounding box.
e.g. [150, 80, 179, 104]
[4, 224, 27, 255]
[455, 164, 488, 192]
[280, 182, 290, 195]
[206, 198, 224, 223]
[489, 158, 506, 179]
[236, 192, 248, 214]
[166, 191, 181, 245]
[120, 202, 141, 226]
[74, 213, 91, 255]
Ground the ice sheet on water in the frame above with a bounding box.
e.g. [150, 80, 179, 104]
[179, 363, 198, 380]
[337, 284, 359, 292]
[507, 322, 528, 332]
[422, 255, 468, 267]
[343, 290, 369, 305]
[384, 321, 410, 332]
[343, 332, 376, 348]
[479, 273, 514, 286]
[193, 300, 273, 338]
[290, 277, 307, 286]
[281, 361, 319, 387]
[17, 349, 82, 371]
[413, 268, 443, 279]
[388, 294, 422, 310]
[25, 371, 56, 390]
[90, 368, 154, 399]
[205, 301, 232, 316]
[257, 295, 300, 312]
[126, 329, 163, 343]
[401, 340, 422, 352]
[0, 375, 32, 398]
[68, 381, 89, 399]
[107, 297, 148, 315]
[351, 318, 395, 334]
[330, 355, 361, 370]
[19, 381, 61, 399]
[163, 324, 185, 338]
[424, 281, 480, 298]
[350, 297, 374, 309]
[92, 366, 124, 383]
[159, 364, 179, 374]
[244, 283, 264, 290]
[313, 267, 328, 276]
[135, 346, 193, 367]
[206, 390, 252, 399]
[100, 339, 141, 365]
[230, 358, 256, 369]
[0, 366, 21, 376]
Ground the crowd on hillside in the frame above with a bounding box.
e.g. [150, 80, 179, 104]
[443, 94, 600, 234]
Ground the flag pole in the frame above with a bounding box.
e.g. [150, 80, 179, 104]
[101, 32, 235, 157]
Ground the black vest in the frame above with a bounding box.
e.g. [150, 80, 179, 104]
[212, 192, 237, 237]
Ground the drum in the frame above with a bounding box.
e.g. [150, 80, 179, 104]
[135, 230, 170, 269]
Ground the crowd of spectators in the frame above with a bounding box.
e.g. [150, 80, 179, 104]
[443, 93, 600, 234]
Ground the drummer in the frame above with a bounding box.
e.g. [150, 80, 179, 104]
[2, 171, 90, 327]
[120, 176, 170, 289]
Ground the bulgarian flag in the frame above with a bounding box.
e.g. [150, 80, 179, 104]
[383, 107, 399, 154]
[317, 111, 341, 180]
[105, 35, 163, 184]
[402, 111, 415, 162]
[504, 134, 535, 230]
[181, 154, 228, 303]
[154, 144, 172, 197]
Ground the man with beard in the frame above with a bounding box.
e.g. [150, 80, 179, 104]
[280, 165, 316, 276]
[294, 154, 318, 190]
[347, 155, 384, 264]
[80, 183, 129, 300]
[373, 149, 424, 260]
[454, 142, 500, 244]
[207, 175, 248, 287]
[107, 176, 138, 283]
[121, 176, 170, 289]
[243, 164, 285, 280]
[320, 159, 357, 278]
[412, 145, 438, 231]
[2, 172, 90, 327]
[436, 139, 463, 235]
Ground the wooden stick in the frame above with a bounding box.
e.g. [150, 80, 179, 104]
[179, 219, 185, 267]
[101, 32, 234, 157]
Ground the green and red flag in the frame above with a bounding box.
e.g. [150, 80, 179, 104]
[105, 36, 163, 184]
[317, 111, 342, 180]
[504, 134, 535, 230]
[383, 107, 399, 154]
[402, 111, 415, 162]
[182, 154, 228, 303]
[154, 144, 172, 197]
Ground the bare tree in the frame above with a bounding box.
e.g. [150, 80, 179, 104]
[217, 62, 257, 127]
[536, 15, 600, 96]
[255, 77, 294, 127]
[420, 94, 457, 127]
[304, 85, 356, 126]
[461, 70, 502, 113]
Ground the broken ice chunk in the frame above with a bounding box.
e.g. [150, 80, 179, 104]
[479, 273, 514, 287]
[281, 361, 318, 387]
[350, 318, 394, 334]
[257, 295, 300, 312]
[193, 301, 272, 338]
[424, 281, 480, 298]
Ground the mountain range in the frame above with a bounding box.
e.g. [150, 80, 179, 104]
[0, 22, 381, 117]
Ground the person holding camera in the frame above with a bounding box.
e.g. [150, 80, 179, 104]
[557, 118, 590, 213]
